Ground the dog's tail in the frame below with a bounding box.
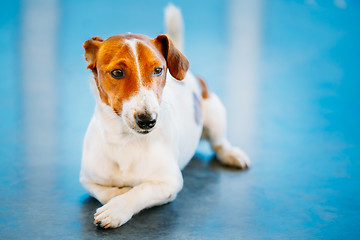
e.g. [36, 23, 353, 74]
[164, 4, 184, 52]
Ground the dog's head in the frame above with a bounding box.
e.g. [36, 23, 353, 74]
[83, 33, 189, 134]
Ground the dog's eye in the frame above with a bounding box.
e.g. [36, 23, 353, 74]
[154, 67, 163, 77]
[110, 69, 125, 79]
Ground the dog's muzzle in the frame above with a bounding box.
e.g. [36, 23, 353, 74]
[135, 112, 157, 133]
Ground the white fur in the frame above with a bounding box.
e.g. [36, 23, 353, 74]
[125, 39, 142, 82]
[122, 87, 160, 134]
[165, 4, 184, 51]
[80, 4, 250, 228]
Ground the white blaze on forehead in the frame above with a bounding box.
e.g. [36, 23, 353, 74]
[125, 39, 141, 82]
[125, 38, 164, 87]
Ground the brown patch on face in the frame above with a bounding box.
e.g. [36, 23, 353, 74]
[83, 33, 189, 115]
[136, 41, 167, 102]
[95, 36, 141, 113]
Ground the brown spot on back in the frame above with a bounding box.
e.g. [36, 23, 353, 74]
[196, 76, 210, 99]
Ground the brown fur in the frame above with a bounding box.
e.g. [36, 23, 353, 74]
[83, 34, 189, 115]
[196, 76, 210, 99]
[153, 34, 189, 80]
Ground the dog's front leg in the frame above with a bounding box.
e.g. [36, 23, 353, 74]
[81, 181, 132, 204]
[93, 171, 183, 228]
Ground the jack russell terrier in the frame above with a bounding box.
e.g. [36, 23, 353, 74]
[80, 4, 250, 228]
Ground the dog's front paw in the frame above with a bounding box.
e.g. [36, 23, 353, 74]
[94, 197, 133, 228]
[216, 146, 251, 169]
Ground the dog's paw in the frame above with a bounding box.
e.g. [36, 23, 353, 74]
[216, 146, 251, 169]
[94, 197, 133, 228]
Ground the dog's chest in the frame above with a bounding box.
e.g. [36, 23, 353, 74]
[97, 158, 139, 187]
[93, 137, 171, 187]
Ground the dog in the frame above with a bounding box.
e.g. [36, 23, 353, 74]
[80, 4, 250, 228]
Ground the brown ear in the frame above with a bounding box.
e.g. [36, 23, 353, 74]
[83, 36, 104, 71]
[153, 34, 189, 80]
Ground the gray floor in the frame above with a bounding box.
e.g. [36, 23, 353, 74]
[1, 0, 360, 239]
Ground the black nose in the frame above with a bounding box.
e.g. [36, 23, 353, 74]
[135, 113, 157, 130]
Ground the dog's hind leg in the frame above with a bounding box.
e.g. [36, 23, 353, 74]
[200, 85, 251, 169]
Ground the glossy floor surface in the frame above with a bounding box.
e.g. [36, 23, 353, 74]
[1, 0, 360, 239]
